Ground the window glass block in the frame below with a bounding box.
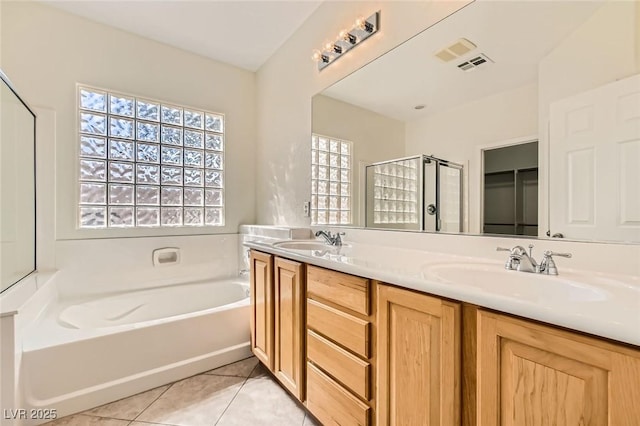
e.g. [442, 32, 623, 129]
[161, 166, 183, 185]
[137, 100, 159, 121]
[205, 133, 223, 151]
[161, 207, 183, 226]
[311, 179, 317, 195]
[317, 210, 327, 224]
[205, 152, 223, 169]
[136, 143, 160, 163]
[205, 170, 223, 188]
[184, 188, 204, 206]
[136, 164, 160, 184]
[340, 142, 350, 155]
[318, 138, 328, 151]
[109, 184, 134, 205]
[341, 155, 350, 168]
[136, 185, 159, 205]
[110, 94, 135, 117]
[205, 207, 223, 226]
[80, 207, 106, 228]
[205, 189, 223, 206]
[341, 196, 350, 210]
[80, 113, 106, 135]
[137, 122, 160, 142]
[329, 196, 338, 209]
[184, 168, 204, 186]
[161, 147, 182, 165]
[311, 195, 317, 209]
[109, 117, 134, 139]
[109, 139, 134, 161]
[312, 135, 318, 149]
[330, 140, 339, 153]
[318, 166, 328, 180]
[184, 208, 204, 226]
[317, 196, 328, 209]
[311, 149, 318, 164]
[341, 169, 349, 182]
[329, 211, 338, 224]
[330, 153, 339, 167]
[161, 126, 182, 146]
[318, 151, 328, 165]
[109, 207, 134, 227]
[161, 105, 182, 125]
[205, 114, 223, 132]
[330, 168, 339, 181]
[80, 159, 106, 181]
[136, 207, 159, 227]
[340, 211, 350, 224]
[80, 89, 106, 112]
[184, 149, 204, 167]
[184, 110, 204, 129]
[109, 161, 134, 183]
[318, 181, 328, 195]
[161, 187, 182, 206]
[184, 130, 204, 149]
[311, 165, 318, 179]
[329, 182, 339, 195]
[80, 136, 106, 158]
[80, 183, 106, 204]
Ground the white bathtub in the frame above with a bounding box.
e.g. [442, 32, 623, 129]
[19, 277, 251, 424]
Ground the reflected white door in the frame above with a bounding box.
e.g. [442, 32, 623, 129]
[549, 73, 640, 242]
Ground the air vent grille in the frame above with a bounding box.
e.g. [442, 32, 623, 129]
[457, 54, 494, 72]
[434, 38, 477, 62]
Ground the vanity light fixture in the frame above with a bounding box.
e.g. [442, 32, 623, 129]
[312, 11, 380, 71]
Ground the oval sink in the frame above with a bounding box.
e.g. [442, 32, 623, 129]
[422, 263, 609, 303]
[273, 240, 339, 251]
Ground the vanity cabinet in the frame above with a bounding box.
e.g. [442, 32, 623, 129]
[377, 284, 461, 425]
[476, 310, 640, 426]
[249, 251, 306, 401]
[305, 265, 376, 426]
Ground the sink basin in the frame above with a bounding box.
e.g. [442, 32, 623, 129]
[422, 263, 610, 303]
[273, 240, 340, 251]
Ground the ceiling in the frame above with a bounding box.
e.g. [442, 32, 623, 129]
[322, 0, 605, 122]
[42, 0, 322, 71]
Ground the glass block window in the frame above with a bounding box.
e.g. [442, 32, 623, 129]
[77, 86, 224, 228]
[311, 134, 351, 225]
[371, 159, 419, 224]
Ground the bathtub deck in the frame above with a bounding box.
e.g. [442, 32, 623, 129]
[44, 356, 318, 426]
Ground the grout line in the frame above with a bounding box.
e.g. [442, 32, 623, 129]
[212, 363, 260, 425]
[131, 384, 173, 423]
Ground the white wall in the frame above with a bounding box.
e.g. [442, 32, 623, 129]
[405, 83, 538, 233]
[255, 0, 473, 225]
[1, 2, 256, 240]
[312, 94, 405, 225]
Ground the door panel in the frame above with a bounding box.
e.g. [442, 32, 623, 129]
[250, 251, 273, 370]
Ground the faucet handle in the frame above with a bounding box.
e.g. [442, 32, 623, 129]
[496, 247, 511, 252]
[543, 250, 572, 258]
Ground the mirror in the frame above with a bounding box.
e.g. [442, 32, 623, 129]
[311, 0, 640, 243]
[1, 70, 36, 292]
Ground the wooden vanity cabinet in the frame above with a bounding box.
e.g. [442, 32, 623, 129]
[249, 250, 306, 401]
[377, 284, 461, 426]
[476, 310, 640, 426]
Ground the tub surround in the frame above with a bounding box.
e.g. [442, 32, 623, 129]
[245, 236, 639, 347]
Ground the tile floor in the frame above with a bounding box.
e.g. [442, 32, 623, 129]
[45, 356, 319, 426]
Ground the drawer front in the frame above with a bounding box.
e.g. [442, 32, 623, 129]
[307, 362, 371, 426]
[307, 298, 370, 358]
[307, 330, 370, 400]
[307, 265, 370, 315]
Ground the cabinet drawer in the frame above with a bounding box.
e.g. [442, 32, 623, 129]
[307, 265, 370, 315]
[307, 362, 371, 426]
[307, 330, 370, 400]
[307, 298, 370, 358]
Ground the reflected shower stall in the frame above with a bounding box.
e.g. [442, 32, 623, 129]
[365, 155, 463, 232]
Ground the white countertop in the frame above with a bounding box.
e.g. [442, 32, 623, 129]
[245, 240, 640, 347]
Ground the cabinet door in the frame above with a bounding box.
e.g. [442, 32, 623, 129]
[250, 250, 273, 370]
[274, 257, 305, 400]
[377, 285, 461, 425]
[477, 310, 640, 426]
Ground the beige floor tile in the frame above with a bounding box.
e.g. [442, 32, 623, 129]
[248, 362, 268, 378]
[44, 414, 129, 426]
[303, 413, 321, 426]
[216, 374, 305, 426]
[83, 385, 169, 420]
[136, 374, 244, 426]
[205, 356, 258, 378]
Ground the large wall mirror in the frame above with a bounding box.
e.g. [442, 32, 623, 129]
[1, 70, 36, 292]
[312, 0, 640, 243]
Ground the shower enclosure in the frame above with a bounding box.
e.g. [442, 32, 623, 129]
[365, 155, 463, 232]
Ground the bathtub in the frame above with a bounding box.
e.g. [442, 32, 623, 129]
[19, 277, 251, 424]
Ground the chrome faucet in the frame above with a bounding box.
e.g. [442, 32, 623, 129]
[497, 245, 571, 275]
[315, 230, 345, 246]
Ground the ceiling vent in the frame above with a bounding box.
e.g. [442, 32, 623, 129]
[457, 54, 494, 72]
[434, 38, 477, 62]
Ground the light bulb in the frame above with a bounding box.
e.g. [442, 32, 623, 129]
[311, 50, 322, 62]
[324, 42, 333, 51]
[338, 29, 348, 40]
[355, 17, 365, 29]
